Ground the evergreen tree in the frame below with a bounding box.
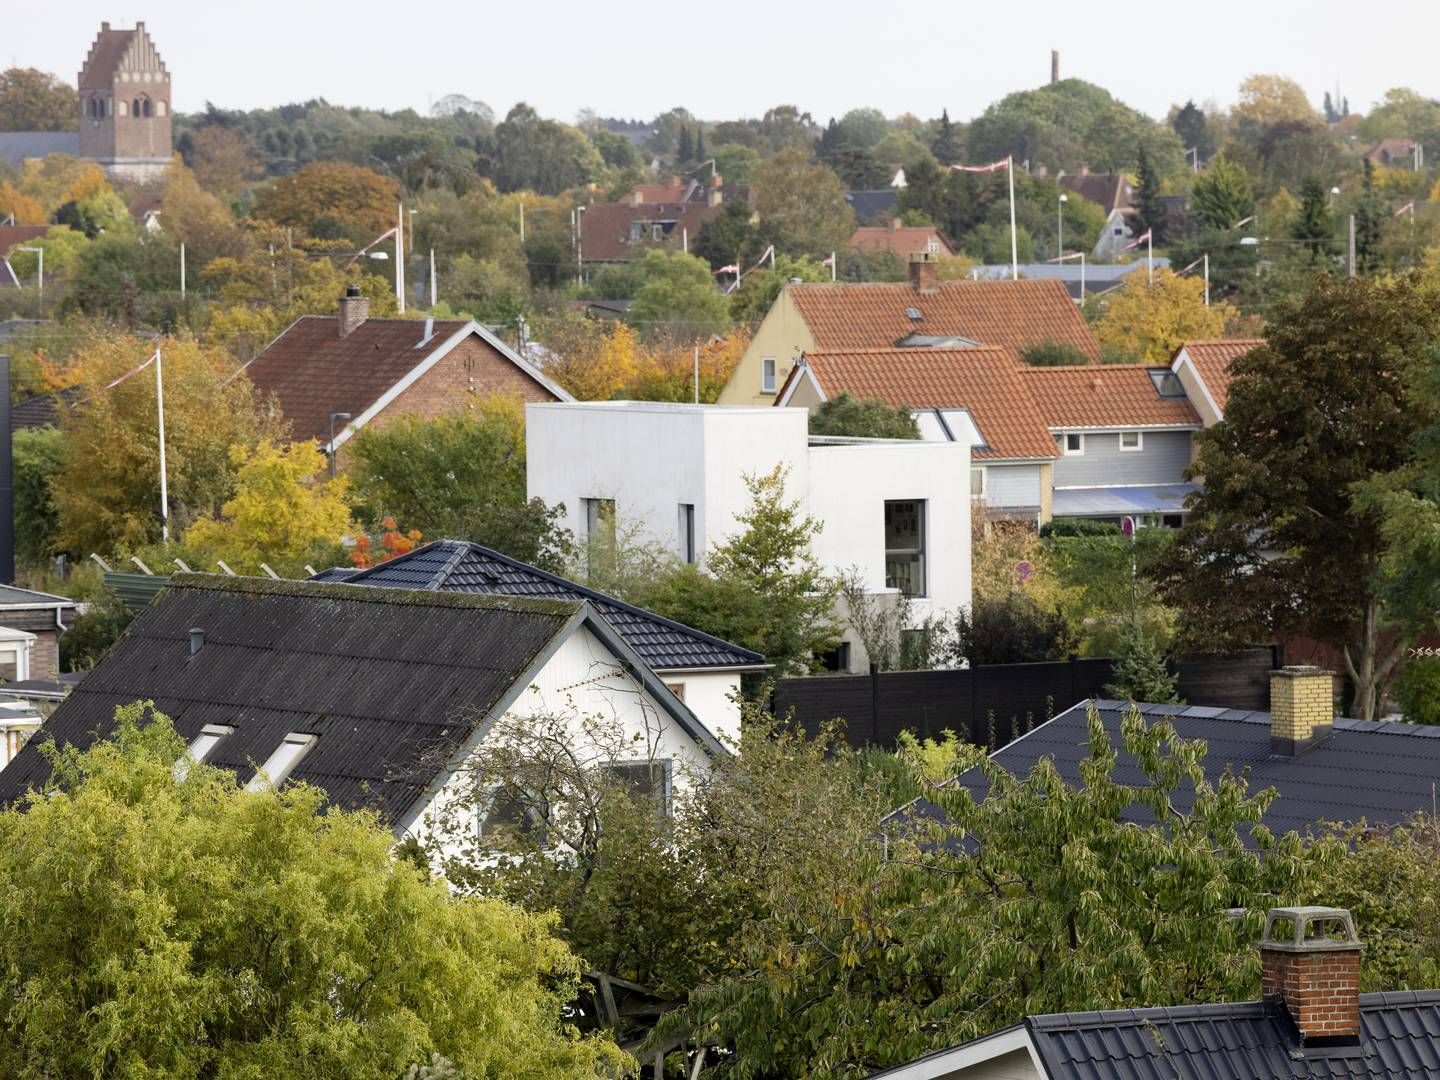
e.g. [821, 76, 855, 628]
[1355, 158, 1384, 274]
[1323, 91, 1338, 124]
[676, 124, 694, 165]
[931, 108, 963, 166]
[1135, 145, 1166, 243]
[1343, 96, 1350, 117]
[694, 124, 705, 164]
[1171, 100, 1212, 162]
[1104, 621, 1181, 703]
[1191, 153, 1255, 231]
[1292, 176, 1334, 262]
[816, 117, 844, 168]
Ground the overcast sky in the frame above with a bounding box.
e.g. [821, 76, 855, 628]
[8, 0, 1437, 126]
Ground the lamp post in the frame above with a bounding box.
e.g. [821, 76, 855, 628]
[15, 246, 41, 314]
[575, 204, 587, 286]
[1057, 193, 1067, 262]
[328, 412, 352, 478]
[1329, 185, 1340, 207]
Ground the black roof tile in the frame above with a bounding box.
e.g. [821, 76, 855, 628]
[313, 540, 766, 673]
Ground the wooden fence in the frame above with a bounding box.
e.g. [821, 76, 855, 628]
[772, 646, 1280, 751]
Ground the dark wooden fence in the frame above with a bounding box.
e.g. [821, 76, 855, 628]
[772, 646, 1280, 751]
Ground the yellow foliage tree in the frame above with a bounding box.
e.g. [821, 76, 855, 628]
[160, 157, 246, 268]
[627, 330, 750, 402]
[1093, 268, 1232, 364]
[1232, 75, 1321, 128]
[538, 319, 642, 400]
[0, 182, 44, 225]
[251, 161, 401, 242]
[971, 519, 1074, 614]
[185, 441, 354, 575]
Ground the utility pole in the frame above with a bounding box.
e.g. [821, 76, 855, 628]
[395, 203, 405, 312]
[1203, 253, 1209, 307]
[1348, 214, 1356, 278]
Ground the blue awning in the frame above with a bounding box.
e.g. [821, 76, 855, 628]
[1052, 484, 1199, 517]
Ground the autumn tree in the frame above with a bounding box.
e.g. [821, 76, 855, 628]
[0, 68, 76, 132]
[0, 702, 628, 1078]
[187, 124, 260, 196]
[53, 336, 281, 556]
[751, 147, 856, 257]
[184, 440, 353, 575]
[0, 182, 43, 225]
[1092, 268, 1230, 364]
[1232, 74, 1321, 131]
[535, 317, 642, 401]
[252, 161, 400, 242]
[160, 158, 247, 267]
[1158, 274, 1440, 718]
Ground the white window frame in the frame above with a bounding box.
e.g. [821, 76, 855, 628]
[1119, 430, 1144, 452]
[761, 357, 777, 394]
[1062, 432, 1085, 456]
[245, 732, 318, 791]
[884, 499, 928, 599]
[174, 723, 235, 782]
[970, 466, 986, 499]
[0, 642, 29, 683]
[602, 759, 675, 817]
[583, 497, 617, 544]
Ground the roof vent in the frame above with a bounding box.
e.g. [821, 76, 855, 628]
[905, 307, 923, 321]
[189, 627, 204, 657]
[417, 315, 434, 347]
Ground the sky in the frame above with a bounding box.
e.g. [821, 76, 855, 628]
[8, 0, 1438, 126]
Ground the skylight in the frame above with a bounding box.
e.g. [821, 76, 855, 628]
[1147, 368, 1188, 398]
[905, 306, 923, 321]
[173, 723, 234, 782]
[245, 732, 318, 791]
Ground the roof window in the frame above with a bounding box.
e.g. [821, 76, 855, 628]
[245, 732, 318, 791]
[173, 723, 233, 782]
[1147, 368, 1187, 398]
[905, 306, 923, 321]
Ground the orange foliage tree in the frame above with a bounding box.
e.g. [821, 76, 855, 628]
[349, 516, 423, 568]
[535, 316, 748, 402]
[252, 162, 401, 242]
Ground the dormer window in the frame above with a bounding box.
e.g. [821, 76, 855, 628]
[245, 732, 318, 791]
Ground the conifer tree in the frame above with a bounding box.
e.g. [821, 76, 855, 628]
[1135, 145, 1166, 242]
[676, 124, 693, 165]
[1355, 158, 1384, 273]
[931, 108, 963, 165]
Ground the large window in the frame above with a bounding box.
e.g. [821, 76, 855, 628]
[761, 357, 777, 394]
[884, 500, 927, 598]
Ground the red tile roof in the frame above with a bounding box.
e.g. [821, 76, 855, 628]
[580, 201, 722, 263]
[1059, 172, 1134, 212]
[0, 226, 49, 257]
[787, 278, 1098, 360]
[1021, 365, 1200, 428]
[795, 347, 1059, 461]
[850, 224, 955, 258]
[1172, 339, 1261, 413]
[242, 317, 559, 444]
[1366, 138, 1418, 164]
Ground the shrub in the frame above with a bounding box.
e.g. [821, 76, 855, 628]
[1393, 659, 1440, 725]
[1020, 340, 1089, 367]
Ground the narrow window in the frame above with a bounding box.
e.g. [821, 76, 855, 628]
[479, 785, 547, 841]
[651, 223, 664, 241]
[0, 646, 22, 682]
[1062, 433, 1084, 456]
[174, 724, 234, 782]
[761, 357, 777, 394]
[583, 497, 616, 545]
[245, 732, 317, 791]
[970, 467, 986, 499]
[678, 503, 696, 564]
[1119, 431, 1143, 452]
[884, 499, 927, 598]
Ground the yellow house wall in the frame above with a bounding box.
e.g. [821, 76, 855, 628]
[717, 288, 817, 405]
[1172, 354, 1223, 428]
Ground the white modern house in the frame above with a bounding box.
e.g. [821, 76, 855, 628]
[526, 401, 973, 672]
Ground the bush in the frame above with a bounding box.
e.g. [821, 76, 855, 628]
[1104, 621, 1181, 703]
[1040, 517, 1122, 538]
[809, 392, 920, 439]
[954, 593, 1075, 665]
[13, 426, 66, 566]
[1020, 340, 1089, 367]
[1393, 659, 1440, 725]
[1098, 341, 1145, 365]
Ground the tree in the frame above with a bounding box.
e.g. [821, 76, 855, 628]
[53, 336, 280, 556]
[0, 702, 627, 1078]
[809, 393, 920, 439]
[1191, 153, 1256, 231]
[187, 125, 261, 196]
[750, 148, 855, 258]
[1135, 144, 1166, 242]
[727, 253, 827, 323]
[676, 123, 694, 165]
[0, 68, 76, 132]
[954, 593, 1075, 665]
[1171, 100, 1213, 162]
[626, 249, 732, 342]
[1092, 268, 1230, 364]
[1021, 341, 1089, 366]
[644, 466, 840, 676]
[1232, 74, 1321, 130]
[13, 426, 65, 567]
[1158, 274, 1440, 718]
[347, 400, 572, 572]
[1292, 176, 1334, 261]
[491, 104, 603, 195]
[252, 161, 401, 242]
[1323, 91, 1339, 125]
[0, 182, 43, 225]
[1105, 621, 1181, 702]
[184, 440, 353, 576]
[692, 197, 757, 270]
[930, 108, 963, 165]
[160, 158, 247, 268]
[1355, 158, 1384, 274]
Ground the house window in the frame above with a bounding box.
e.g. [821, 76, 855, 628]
[603, 760, 673, 816]
[926, 237, 940, 254]
[651, 223, 665, 242]
[761, 357, 777, 394]
[0, 646, 22, 683]
[970, 467, 986, 499]
[583, 497, 616, 546]
[884, 499, 927, 598]
[679, 503, 696, 564]
[629, 222, 643, 243]
[664, 682, 686, 702]
[174, 723, 234, 782]
[245, 732, 318, 791]
[1061, 433, 1085, 456]
[479, 785, 548, 841]
[1119, 431, 1143, 452]
[818, 642, 852, 673]
[1113, 227, 1124, 236]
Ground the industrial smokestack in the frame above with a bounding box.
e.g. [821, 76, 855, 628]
[1051, 49, 1060, 84]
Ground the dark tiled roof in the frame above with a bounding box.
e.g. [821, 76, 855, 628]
[0, 134, 80, 169]
[314, 541, 766, 672]
[950, 700, 1440, 837]
[11, 385, 83, 430]
[240, 316, 562, 444]
[845, 189, 899, 223]
[0, 575, 579, 822]
[1059, 171, 1135, 212]
[0, 585, 77, 609]
[1027, 991, 1440, 1079]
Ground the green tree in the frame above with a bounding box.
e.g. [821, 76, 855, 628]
[930, 108, 963, 165]
[676, 123, 694, 165]
[1171, 100, 1213, 162]
[1355, 158, 1384, 274]
[347, 401, 573, 572]
[0, 68, 76, 132]
[644, 466, 840, 676]
[626, 249, 732, 341]
[1105, 621, 1181, 702]
[0, 701, 628, 1078]
[1191, 153, 1256, 231]
[727, 253, 826, 323]
[1292, 176, 1334, 261]
[491, 103, 603, 195]
[1158, 274, 1440, 718]
[251, 160, 401, 242]
[13, 426, 65, 567]
[1135, 144, 1166, 242]
[808, 392, 920, 439]
[692, 198, 757, 271]
[953, 593, 1075, 665]
[750, 148, 855, 258]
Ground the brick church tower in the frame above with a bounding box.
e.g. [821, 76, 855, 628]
[77, 22, 172, 183]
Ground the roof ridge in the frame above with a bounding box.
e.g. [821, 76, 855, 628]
[167, 572, 580, 616]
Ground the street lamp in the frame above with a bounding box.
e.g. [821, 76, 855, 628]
[15, 246, 42, 313]
[328, 412, 352, 478]
[1057, 193, 1068, 262]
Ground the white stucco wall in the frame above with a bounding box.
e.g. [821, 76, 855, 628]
[659, 669, 742, 748]
[405, 623, 717, 860]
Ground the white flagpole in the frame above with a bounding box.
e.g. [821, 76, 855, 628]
[830, 251, 836, 282]
[395, 203, 405, 313]
[1147, 229, 1153, 286]
[1203, 253, 1209, 307]
[1007, 155, 1018, 280]
[429, 248, 437, 307]
[155, 348, 170, 542]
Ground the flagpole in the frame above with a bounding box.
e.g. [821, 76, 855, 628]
[1147, 229, 1153, 286]
[1007, 155, 1018, 280]
[1203, 253, 1209, 307]
[155, 348, 169, 542]
[395, 202, 405, 313]
[830, 251, 836, 282]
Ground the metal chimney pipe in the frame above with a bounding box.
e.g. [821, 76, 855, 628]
[189, 627, 205, 657]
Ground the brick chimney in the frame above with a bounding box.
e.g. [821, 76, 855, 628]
[908, 252, 939, 294]
[1051, 49, 1060, 85]
[1260, 907, 1364, 1045]
[338, 284, 369, 338]
[1269, 666, 1335, 755]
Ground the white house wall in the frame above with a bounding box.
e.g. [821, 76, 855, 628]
[659, 670, 742, 748]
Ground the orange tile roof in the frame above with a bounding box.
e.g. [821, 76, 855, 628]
[796, 347, 1059, 461]
[850, 225, 955, 258]
[1172, 339, 1261, 412]
[787, 278, 1098, 360]
[1021, 365, 1200, 429]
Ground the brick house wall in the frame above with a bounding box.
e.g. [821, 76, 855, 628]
[29, 631, 60, 679]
